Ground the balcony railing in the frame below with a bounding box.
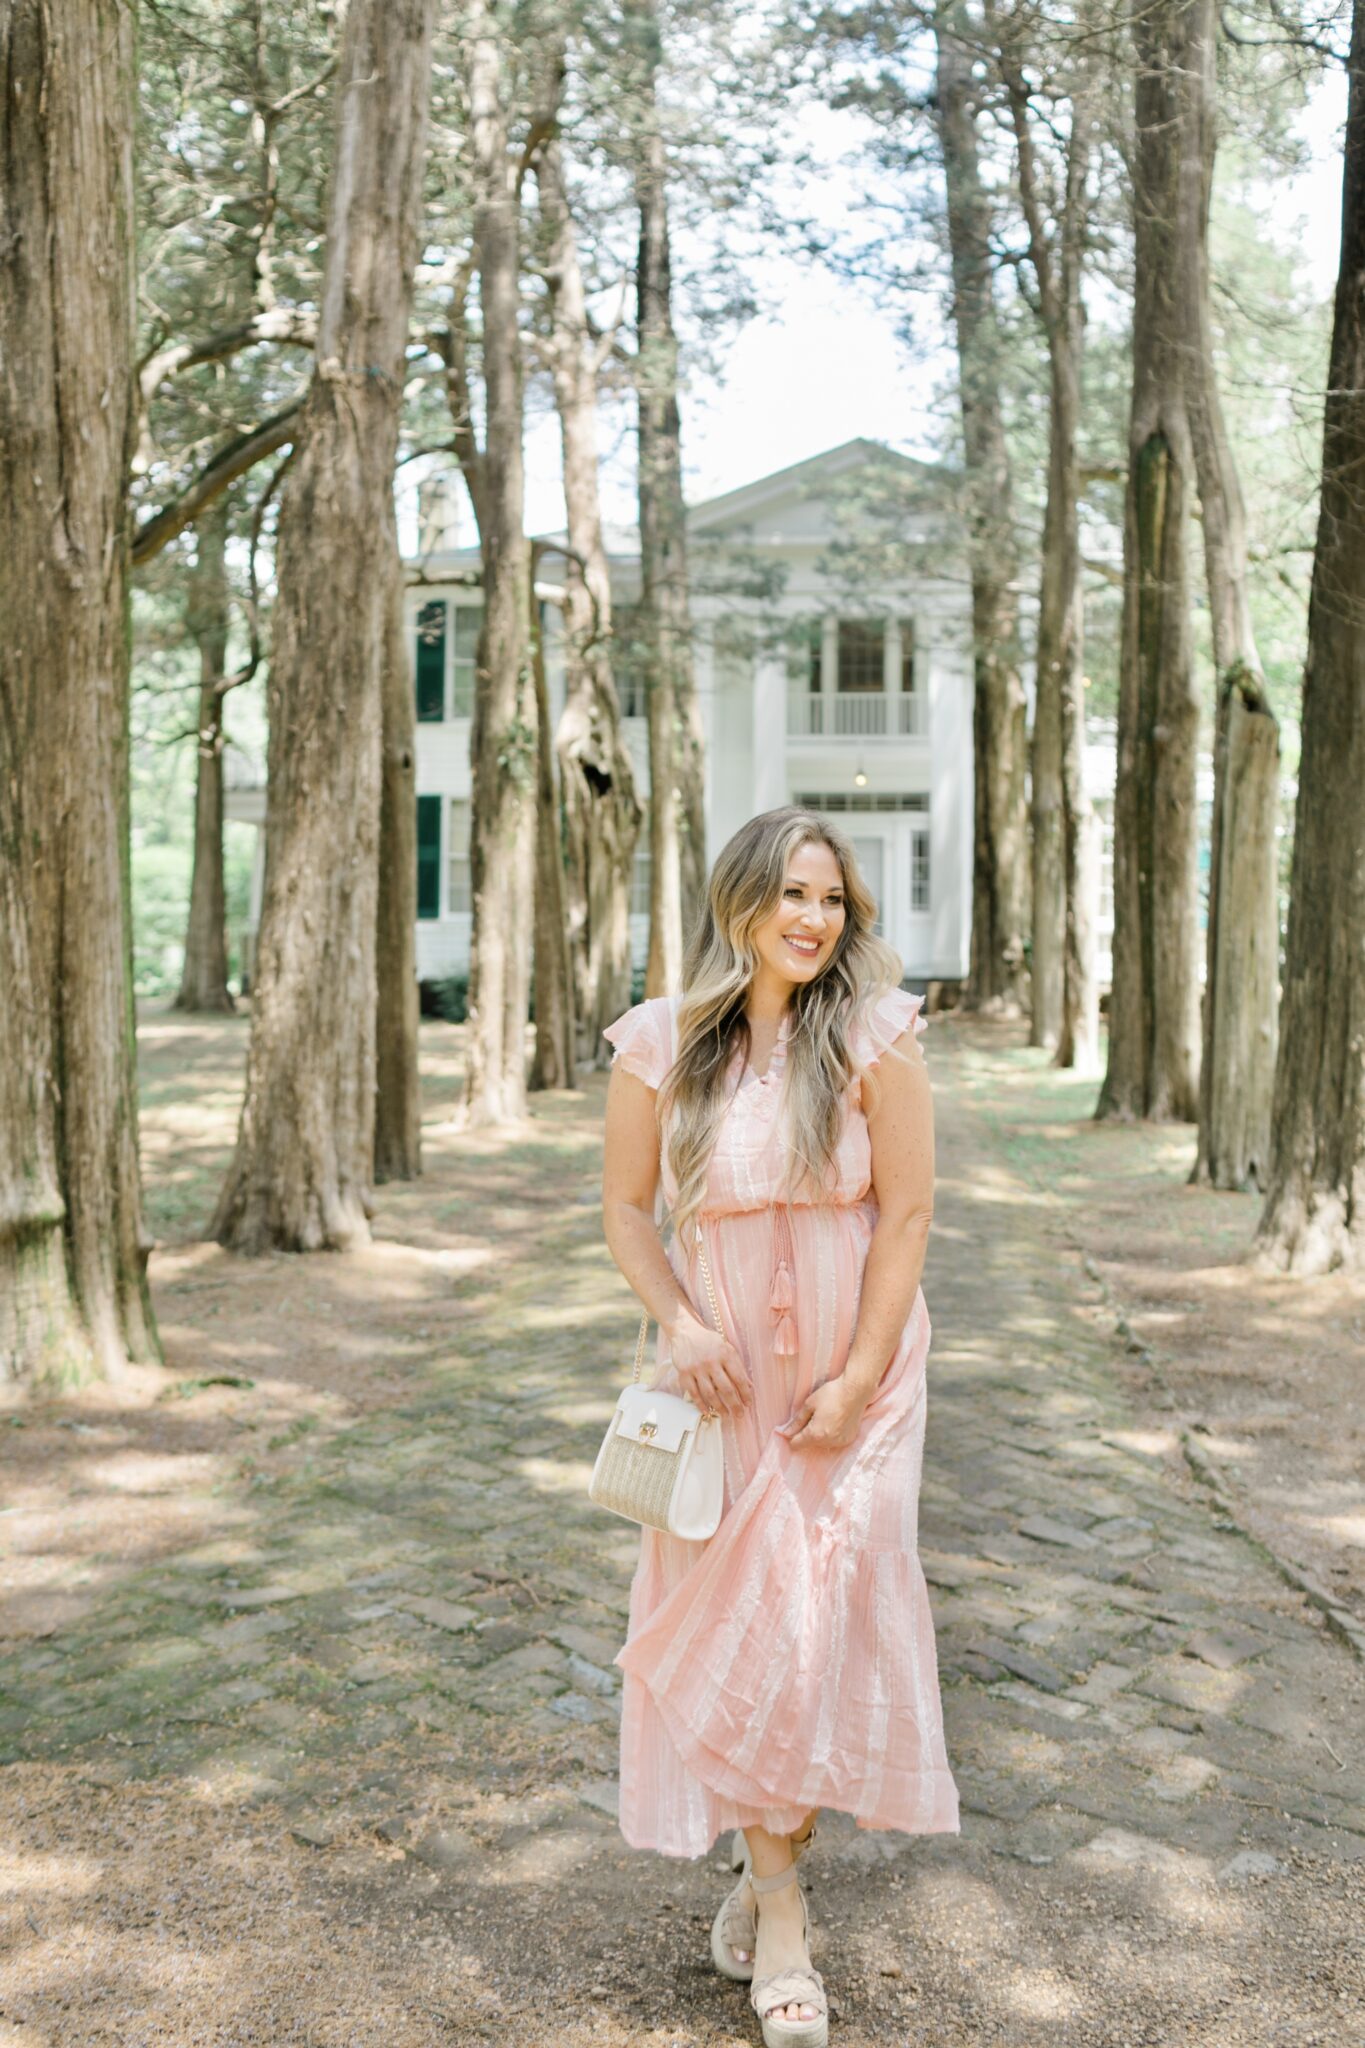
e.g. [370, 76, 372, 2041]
[787, 692, 927, 738]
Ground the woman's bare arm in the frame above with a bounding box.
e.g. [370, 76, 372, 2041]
[790, 1023, 933, 1449]
[601, 1065, 751, 1413]
[841, 1025, 934, 1403]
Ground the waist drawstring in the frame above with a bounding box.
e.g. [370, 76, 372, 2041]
[769, 1202, 798, 1358]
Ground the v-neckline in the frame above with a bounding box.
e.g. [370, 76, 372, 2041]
[743, 1007, 792, 1087]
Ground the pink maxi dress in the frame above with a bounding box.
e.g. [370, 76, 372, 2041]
[602, 986, 960, 1860]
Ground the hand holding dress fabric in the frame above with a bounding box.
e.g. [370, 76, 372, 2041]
[786, 1374, 869, 1452]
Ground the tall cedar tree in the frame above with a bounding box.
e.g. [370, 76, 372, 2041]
[456, 4, 550, 1124]
[375, 486, 423, 1181]
[1256, 0, 1365, 1272]
[934, 9, 1031, 1015]
[176, 498, 237, 1013]
[212, 0, 435, 1249]
[994, 27, 1101, 1072]
[1097, 0, 1204, 1123]
[529, 539, 578, 1091]
[0, 0, 158, 1383]
[1180, 0, 1280, 1189]
[628, 0, 708, 995]
[536, 132, 644, 1062]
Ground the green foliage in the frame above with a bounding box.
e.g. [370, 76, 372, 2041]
[429, 976, 469, 1023]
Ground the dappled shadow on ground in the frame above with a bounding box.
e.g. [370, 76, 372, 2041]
[4, 1757, 1362, 2047]
[945, 1019, 1365, 1620]
[1, 1011, 1362, 2045]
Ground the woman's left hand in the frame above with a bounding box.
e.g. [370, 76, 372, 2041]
[787, 1375, 870, 1453]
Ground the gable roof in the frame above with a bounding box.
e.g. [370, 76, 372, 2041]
[403, 439, 957, 572]
[685, 437, 952, 534]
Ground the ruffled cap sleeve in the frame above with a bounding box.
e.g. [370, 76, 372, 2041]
[850, 985, 927, 1071]
[601, 996, 674, 1090]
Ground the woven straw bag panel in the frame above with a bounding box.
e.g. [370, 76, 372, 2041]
[591, 1433, 681, 1533]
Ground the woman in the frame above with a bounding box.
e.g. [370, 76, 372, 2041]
[600, 806, 959, 2047]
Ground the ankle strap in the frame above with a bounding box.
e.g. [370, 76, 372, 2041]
[750, 1863, 799, 1895]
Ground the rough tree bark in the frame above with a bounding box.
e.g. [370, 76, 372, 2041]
[1097, 0, 1203, 1124]
[211, 0, 434, 1250]
[374, 508, 422, 1183]
[1255, 0, 1365, 1273]
[1179, 0, 1280, 1189]
[175, 498, 236, 1014]
[536, 136, 643, 1061]
[629, 0, 707, 995]
[528, 564, 577, 1092]
[459, 5, 540, 1125]
[0, 0, 158, 1384]
[1002, 61, 1100, 1070]
[935, 14, 1030, 1015]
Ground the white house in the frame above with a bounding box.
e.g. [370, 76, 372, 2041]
[404, 439, 977, 991]
[229, 438, 1127, 994]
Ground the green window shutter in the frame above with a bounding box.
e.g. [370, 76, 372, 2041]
[416, 794, 442, 919]
[416, 600, 446, 722]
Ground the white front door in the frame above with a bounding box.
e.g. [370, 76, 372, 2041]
[846, 818, 933, 966]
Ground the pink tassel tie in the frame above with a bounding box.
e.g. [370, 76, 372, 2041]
[769, 1204, 798, 1360]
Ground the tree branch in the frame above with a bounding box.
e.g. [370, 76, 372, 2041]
[138, 305, 318, 402]
[132, 402, 303, 566]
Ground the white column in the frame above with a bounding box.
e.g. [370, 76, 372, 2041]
[694, 623, 716, 837]
[885, 617, 901, 737]
[752, 653, 788, 814]
[927, 621, 972, 979]
[820, 616, 838, 734]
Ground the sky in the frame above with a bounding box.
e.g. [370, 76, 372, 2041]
[398, 62, 1350, 557]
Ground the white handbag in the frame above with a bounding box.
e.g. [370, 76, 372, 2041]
[589, 1241, 726, 1543]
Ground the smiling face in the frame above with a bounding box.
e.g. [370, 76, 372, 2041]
[749, 836, 848, 995]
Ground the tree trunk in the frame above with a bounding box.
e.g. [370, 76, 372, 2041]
[1255, 0, 1365, 1273]
[1199, 687, 1280, 1181]
[1001, 63, 1095, 1064]
[1030, 379, 1068, 1054]
[461, 7, 538, 1125]
[0, 0, 157, 1384]
[934, 16, 1030, 1015]
[176, 498, 236, 1014]
[1097, 0, 1202, 1124]
[1179, 0, 1281, 1188]
[630, 0, 706, 994]
[529, 576, 577, 1091]
[374, 511, 422, 1182]
[536, 136, 643, 1060]
[211, 0, 434, 1251]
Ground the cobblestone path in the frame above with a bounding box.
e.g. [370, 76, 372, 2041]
[2, 1018, 1362, 2047]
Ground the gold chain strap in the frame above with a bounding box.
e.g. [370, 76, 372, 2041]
[631, 1235, 724, 1386]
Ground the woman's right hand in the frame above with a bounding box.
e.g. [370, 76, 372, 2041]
[665, 1309, 751, 1415]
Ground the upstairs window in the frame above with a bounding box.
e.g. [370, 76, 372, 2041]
[837, 620, 884, 694]
[451, 607, 479, 718]
[613, 605, 650, 718]
[786, 617, 821, 692]
[899, 618, 917, 694]
[415, 601, 446, 722]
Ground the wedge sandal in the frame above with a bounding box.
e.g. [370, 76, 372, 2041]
[748, 1864, 828, 2048]
[714, 1820, 820, 1981]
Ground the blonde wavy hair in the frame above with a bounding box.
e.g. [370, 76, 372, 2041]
[657, 805, 906, 1251]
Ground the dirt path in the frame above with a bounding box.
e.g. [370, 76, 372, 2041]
[1, 1013, 1361, 2047]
